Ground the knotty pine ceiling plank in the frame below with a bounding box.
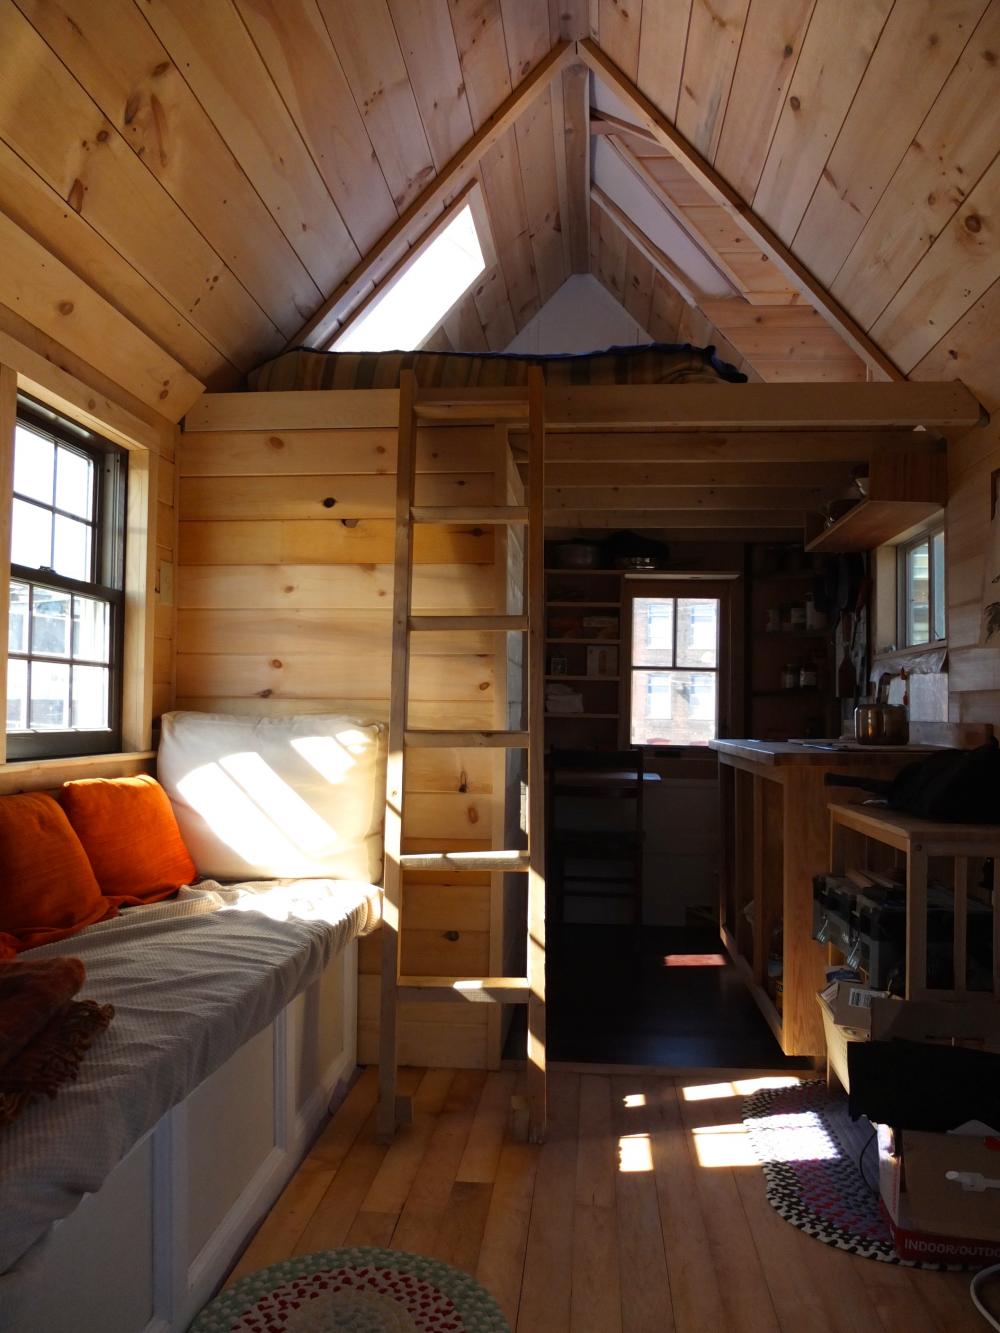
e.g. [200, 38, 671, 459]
[234, 0, 398, 256]
[316, 0, 437, 213]
[870, 150, 1000, 374]
[751, 0, 892, 246]
[138, 0, 362, 295]
[675, 0, 750, 161]
[792, 0, 990, 289]
[832, 1, 1000, 331]
[514, 88, 568, 305]
[0, 0, 281, 373]
[388, 0, 475, 171]
[635, 0, 694, 125]
[0, 134, 227, 386]
[449, 0, 512, 131]
[712, 0, 816, 203]
[17, 0, 322, 343]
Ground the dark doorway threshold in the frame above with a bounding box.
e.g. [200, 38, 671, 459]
[505, 923, 813, 1071]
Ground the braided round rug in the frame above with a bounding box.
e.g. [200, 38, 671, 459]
[191, 1248, 509, 1332]
[742, 1079, 966, 1270]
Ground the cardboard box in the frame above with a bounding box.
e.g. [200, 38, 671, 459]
[877, 1123, 1000, 1264]
[817, 983, 885, 1092]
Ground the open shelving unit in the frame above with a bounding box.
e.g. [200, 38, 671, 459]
[544, 565, 624, 746]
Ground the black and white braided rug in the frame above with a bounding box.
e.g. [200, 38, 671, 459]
[742, 1079, 959, 1269]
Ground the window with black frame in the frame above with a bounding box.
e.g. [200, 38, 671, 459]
[6, 395, 127, 759]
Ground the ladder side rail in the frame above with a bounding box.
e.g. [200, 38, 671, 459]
[377, 370, 419, 1142]
[525, 366, 547, 1141]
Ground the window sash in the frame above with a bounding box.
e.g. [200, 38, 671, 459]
[6, 396, 127, 761]
[897, 524, 945, 649]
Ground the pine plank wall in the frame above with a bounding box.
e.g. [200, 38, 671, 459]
[178, 389, 524, 1069]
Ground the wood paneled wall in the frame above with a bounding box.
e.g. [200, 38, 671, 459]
[178, 389, 518, 1068]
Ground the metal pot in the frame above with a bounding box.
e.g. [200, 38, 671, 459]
[854, 675, 909, 745]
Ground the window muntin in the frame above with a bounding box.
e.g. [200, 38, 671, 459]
[6, 397, 126, 760]
[899, 525, 945, 648]
[630, 596, 720, 746]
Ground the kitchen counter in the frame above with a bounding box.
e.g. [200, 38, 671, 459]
[713, 738, 920, 1056]
[709, 739, 938, 766]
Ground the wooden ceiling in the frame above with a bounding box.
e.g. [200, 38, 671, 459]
[0, 0, 996, 430]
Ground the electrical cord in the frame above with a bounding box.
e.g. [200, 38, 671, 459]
[971, 1263, 1000, 1330]
[856, 1125, 878, 1194]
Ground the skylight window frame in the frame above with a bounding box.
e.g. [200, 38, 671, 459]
[328, 181, 497, 353]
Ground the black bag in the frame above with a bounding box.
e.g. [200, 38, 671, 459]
[824, 738, 1000, 824]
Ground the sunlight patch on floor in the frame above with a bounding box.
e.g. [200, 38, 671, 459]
[618, 1132, 654, 1172]
[691, 1122, 760, 1168]
[681, 1075, 802, 1102]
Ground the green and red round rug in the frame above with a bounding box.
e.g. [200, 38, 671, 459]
[192, 1247, 509, 1332]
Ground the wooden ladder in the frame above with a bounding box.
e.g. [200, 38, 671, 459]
[378, 368, 546, 1143]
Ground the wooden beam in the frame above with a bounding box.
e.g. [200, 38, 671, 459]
[545, 461, 854, 488]
[547, 486, 830, 510]
[590, 185, 706, 307]
[543, 383, 986, 434]
[605, 135, 748, 301]
[293, 41, 576, 350]
[540, 430, 918, 462]
[577, 38, 904, 381]
[562, 63, 591, 274]
[588, 110, 658, 141]
[547, 509, 808, 528]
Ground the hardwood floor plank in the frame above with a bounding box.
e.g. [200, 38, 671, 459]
[571, 1075, 622, 1332]
[517, 1071, 580, 1332]
[392, 1069, 487, 1254]
[456, 1070, 517, 1184]
[612, 1075, 675, 1332]
[361, 1068, 455, 1215]
[646, 1080, 729, 1333]
[430, 1180, 495, 1275]
[477, 1141, 539, 1329]
[675, 1076, 782, 1333]
[344, 1210, 398, 1247]
[226, 1164, 334, 1284]
[305, 1066, 378, 1171]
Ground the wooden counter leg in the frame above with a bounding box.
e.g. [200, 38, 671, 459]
[953, 856, 968, 994]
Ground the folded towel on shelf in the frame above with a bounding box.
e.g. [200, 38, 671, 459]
[0, 957, 112, 1125]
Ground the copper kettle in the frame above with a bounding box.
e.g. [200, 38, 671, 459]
[854, 674, 909, 745]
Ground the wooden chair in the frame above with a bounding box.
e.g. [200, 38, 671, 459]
[547, 749, 646, 955]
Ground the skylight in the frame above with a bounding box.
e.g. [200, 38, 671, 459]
[332, 203, 486, 353]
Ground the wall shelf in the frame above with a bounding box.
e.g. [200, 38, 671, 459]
[805, 499, 944, 554]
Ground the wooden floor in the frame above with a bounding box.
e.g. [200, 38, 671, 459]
[228, 1066, 991, 1332]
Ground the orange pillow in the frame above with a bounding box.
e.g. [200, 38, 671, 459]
[0, 793, 118, 957]
[60, 775, 196, 904]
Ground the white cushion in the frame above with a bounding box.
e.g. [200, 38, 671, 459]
[157, 711, 385, 884]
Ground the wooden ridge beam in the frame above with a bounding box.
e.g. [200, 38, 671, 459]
[540, 430, 916, 463]
[293, 40, 577, 351]
[543, 383, 985, 434]
[577, 38, 903, 381]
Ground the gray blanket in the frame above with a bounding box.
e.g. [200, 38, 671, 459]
[0, 879, 378, 1291]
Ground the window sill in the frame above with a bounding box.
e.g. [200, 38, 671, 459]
[0, 750, 156, 796]
[870, 642, 948, 677]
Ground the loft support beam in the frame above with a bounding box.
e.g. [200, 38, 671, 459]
[293, 41, 577, 351]
[576, 39, 904, 382]
[591, 184, 703, 307]
[542, 383, 986, 435]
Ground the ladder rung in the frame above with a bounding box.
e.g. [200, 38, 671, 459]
[404, 729, 529, 748]
[397, 976, 530, 1003]
[408, 614, 528, 632]
[411, 505, 529, 524]
[400, 850, 530, 871]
